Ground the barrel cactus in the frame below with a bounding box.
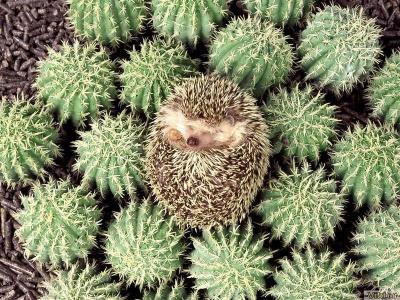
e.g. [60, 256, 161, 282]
[74, 111, 146, 199]
[35, 41, 117, 126]
[269, 247, 358, 299]
[41, 263, 122, 300]
[298, 5, 381, 94]
[120, 38, 199, 117]
[68, 0, 147, 45]
[189, 221, 272, 300]
[0, 97, 60, 187]
[263, 84, 338, 161]
[15, 178, 101, 267]
[151, 0, 229, 45]
[353, 205, 400, 291]
[105, 198, 186, 289]
[332, 122, 400, 209]
[256, 162, 345, 248]
[368, 51, 400, 127]
[210, 17, 293, 97]
[243, 0, 314, 26]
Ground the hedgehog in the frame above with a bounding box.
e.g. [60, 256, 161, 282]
[146, 74, 271, 228]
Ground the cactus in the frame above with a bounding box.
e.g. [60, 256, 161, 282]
[210, 17, 293, 97]
[243, 0, 314, 27]
[35, 41, 117, 126]
[120, 38, 199, 117]
[0, 97, 60, 187]
[368, 51, 400, 127]
[41, 263, 122, 300]
[151, 0, 229, 45]
[74, 111, 146, 199]
[256, 162, 345, 248]
[298, 5, 381, 94]
[105, 198, 186, 289]
[263, 84, 338, 161]
[15, 178, 101, 267]
[353, 205, 400, 291]
[332, 122, 400, 209]
[269, 247, 358, 299]
[143, 280, 200, 300]
[68, 0, 147, 45]
[189, 221, 272, 300]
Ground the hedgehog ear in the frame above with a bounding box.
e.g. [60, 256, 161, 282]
[225, 108, 237, 125]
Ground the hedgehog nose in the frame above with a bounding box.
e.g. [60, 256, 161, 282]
[187, 136, 199, 147]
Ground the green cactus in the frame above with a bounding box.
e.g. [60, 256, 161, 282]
[368, 51, 400, 127]
[256, 162, 345, 248]
[0, 97, 60, 187]
[74, 111, 146, 199]
[68, 0, 147, 45]
[143, 280, 200, 300]
[151, 0, 229, 45]
[269, 247, 358, 299]
[332, 122, 400, 209]
[210, 17, 293, 97]
[243, 0, 314, 26]
[40, 263, 122, 300]
[15, 178, 101, 267]
[35, 41, 117, 126]
[120, 38, 199, 117]
[189, 221, 272, 300]
[353, 205, 400, 291]
[298, 5, 381, 94]
[105, 198, 186, 289]
[263, 84, 338, 161]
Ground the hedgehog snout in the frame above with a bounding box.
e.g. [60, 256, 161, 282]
[186, 136, 200, 146]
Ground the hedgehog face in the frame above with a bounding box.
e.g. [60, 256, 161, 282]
[160, 105, 247, 151]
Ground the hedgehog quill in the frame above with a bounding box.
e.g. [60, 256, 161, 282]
[146, 74, 271, 228]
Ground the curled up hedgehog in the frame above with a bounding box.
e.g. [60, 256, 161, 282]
[146, 74, 271, 228]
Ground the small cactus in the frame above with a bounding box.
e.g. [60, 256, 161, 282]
[151, 0, 229, 45]
[353, 205, 400, 291]
[68, 0, 147, 45]
[120, 38, 199, 117]
[332, 122, 400, 209]
[105, 198, 186, 289]
[0, 97, 60, 187]
[189, 221, 272, 300]
[256, 162, 345, 248]
[15, 178, 101, 267]
[298, 5, 381, 94]
[263, 84, 338, 161]
[35, 41, 117, 126]
[269, 247, 358, 299]
[74, 111, 146, 199]
[210, 17, 293, 97]
[143, 280, 201, 300]
[368, 51, 400, 127]
[40, 263, 122, 300]
[243, 0, 314, 26]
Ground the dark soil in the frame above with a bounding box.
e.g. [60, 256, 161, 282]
[0, 0, 399, 299]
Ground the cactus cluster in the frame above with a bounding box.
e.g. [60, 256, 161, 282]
[368, 51, 400, 127]
[298, 5, 381, 94]
[353, 205, 400, 291]
[74, 111, 146, 199]
[209, 17, 293, 97]
[41, 263, 122, 300]
[243, 0, 314, 26]
[257, 162, 345, 248]
[120, 38, 199, 117]
[68, 0, 147, 45]
[105, 198, 186, 289]
[332, 122, 400, 208]
[15, 178, 101, 267]
[263, 84, 338, 161]
[151, 0, 229, 45]
[269, 247, 358, 299]
[35, 41, 117, 126]
[0, 97, 60, 187]
[189, 221, 272, 300]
